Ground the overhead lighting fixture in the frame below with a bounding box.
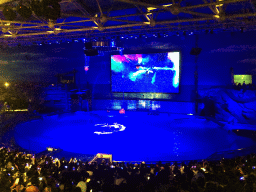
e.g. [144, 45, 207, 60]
[170, 4, 180, 15]
[2, 27, 9, 33]
[48, 20, 55, 29]
[162, 4, 172, 7]
[100, 15, 108, 23]
[216, 0, 224, 7]
[4, 82, 9, 88]
[54, 27, 61, 34]
[147, 7, 157, 11]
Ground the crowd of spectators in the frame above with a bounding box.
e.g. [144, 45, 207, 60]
[1, 145, 256, 192]
[233, 82, 256, 91]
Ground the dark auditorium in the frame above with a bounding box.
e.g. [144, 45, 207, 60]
[1, 0, 256, 191]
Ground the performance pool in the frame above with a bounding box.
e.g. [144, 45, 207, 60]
[14, 111, 256, 162]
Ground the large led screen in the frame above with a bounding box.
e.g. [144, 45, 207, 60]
[111, 52, 180, 93]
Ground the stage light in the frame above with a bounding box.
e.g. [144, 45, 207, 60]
[47, 30, 54, 34]
[54, 27, 61, 34]
[2, 26, 9, 33]
[4, 82, 9, 88]
[100, 15, 108, 23]
[119, 108, 125, 114]
[84, 66, 89, 71]
[170, 3, 180, 15]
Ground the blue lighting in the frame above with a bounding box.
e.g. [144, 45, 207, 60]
[14, 111, 255, 162]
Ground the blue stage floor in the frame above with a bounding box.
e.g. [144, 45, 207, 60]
[14, 111, 256, 162]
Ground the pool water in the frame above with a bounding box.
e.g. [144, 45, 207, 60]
[14, 111, 256, 162]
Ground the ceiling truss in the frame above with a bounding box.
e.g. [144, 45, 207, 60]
[0, 0, 255, 44]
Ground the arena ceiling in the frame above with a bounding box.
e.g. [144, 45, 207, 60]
[0, 0, 255, 45]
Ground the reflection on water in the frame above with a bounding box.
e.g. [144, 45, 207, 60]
[14, 111, 256, 162]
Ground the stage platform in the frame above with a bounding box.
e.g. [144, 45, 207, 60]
[13, 110, 256, 162]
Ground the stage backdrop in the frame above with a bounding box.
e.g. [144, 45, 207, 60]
[0, 31, 256, 104]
